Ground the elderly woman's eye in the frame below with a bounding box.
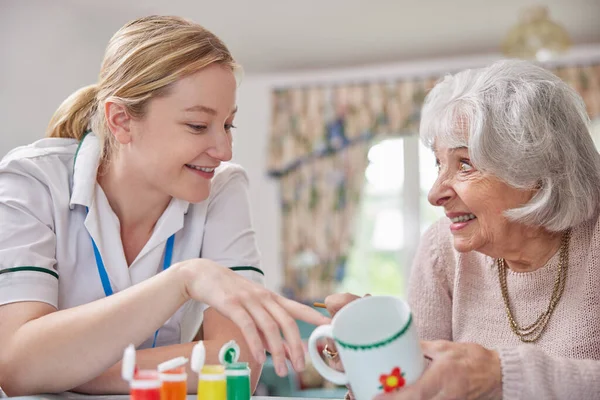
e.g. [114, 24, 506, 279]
[459, 160, 473, 172]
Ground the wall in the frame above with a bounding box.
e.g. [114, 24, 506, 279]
[233, 78, 283, 291]
[0, 1, 125, 156]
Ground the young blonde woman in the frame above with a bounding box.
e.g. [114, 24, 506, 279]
[0, 15, 328, 396]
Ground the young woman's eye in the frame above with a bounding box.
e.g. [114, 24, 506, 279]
[225, 124, 237, 132]
[187, 124, 207, 133]
[459, 159, 474, 172]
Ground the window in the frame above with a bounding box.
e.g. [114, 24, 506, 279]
[338, 136, 444, 297]
[339, 119, 600, 298]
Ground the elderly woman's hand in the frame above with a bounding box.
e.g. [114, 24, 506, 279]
[375, 340, 502, 400]
[324, 292, 365, 318]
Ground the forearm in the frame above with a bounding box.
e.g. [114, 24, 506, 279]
[499, 345, 600, 400]
[1, 263, 189, 395]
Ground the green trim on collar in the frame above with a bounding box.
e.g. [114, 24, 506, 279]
[334, 314, 413, 350]
[0, 266, 59, 280]
[230, 266, 265, 276]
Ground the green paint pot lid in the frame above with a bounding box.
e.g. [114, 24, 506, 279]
[218, 340, 241, 365]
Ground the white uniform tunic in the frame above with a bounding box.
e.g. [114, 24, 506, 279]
[0, 133, 264, 349]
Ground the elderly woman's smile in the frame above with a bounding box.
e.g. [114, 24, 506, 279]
[446, 212, 476, 227]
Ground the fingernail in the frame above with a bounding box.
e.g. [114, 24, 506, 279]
[295, 357, 305, 371]
[276, 363, 288, 376]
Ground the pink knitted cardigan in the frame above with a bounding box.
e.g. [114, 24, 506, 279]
[407, 216, 600, 399]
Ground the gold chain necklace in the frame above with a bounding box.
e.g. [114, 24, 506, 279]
[496, 229, 571, 343]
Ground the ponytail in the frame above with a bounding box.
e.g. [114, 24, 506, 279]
[46, 84, 99, 140]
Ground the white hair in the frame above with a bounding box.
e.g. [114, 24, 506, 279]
[420, 59, 600, 231]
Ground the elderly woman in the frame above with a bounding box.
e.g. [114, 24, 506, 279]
[325, 59, 600, 400]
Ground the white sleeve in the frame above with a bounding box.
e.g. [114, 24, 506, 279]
[200, 164, 264, 286]
[0, 159, 58, 308]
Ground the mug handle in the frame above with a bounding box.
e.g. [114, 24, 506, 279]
[308, 324, 348, 385]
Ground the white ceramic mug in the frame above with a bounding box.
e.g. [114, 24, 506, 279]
[308, 296, 424, 400]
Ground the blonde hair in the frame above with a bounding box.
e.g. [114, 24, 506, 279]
[47, 15, 238, 158]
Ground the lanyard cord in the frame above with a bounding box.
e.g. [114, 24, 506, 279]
[87, 207, 175, 348]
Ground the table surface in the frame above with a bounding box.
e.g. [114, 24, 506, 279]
[5, 395, 335, 400]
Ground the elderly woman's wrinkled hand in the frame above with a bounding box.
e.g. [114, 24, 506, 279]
[374, 340, 502, 400]
[324, 292, 365, 317]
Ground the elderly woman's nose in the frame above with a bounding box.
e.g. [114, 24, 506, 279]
[428, 176, 453, 206]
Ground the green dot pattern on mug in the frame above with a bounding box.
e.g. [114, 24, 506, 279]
[334, 314, 413, 350]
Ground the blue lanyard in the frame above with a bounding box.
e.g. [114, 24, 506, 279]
[88, 211, 175, 348]
[90, 234, 175, 295]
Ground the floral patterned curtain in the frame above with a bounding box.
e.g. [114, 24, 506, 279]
[268, 62, 600, 302]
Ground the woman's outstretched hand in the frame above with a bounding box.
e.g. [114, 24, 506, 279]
[179, 259, 331, 376]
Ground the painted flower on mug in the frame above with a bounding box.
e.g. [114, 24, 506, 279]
[379, 367, 405, 393]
